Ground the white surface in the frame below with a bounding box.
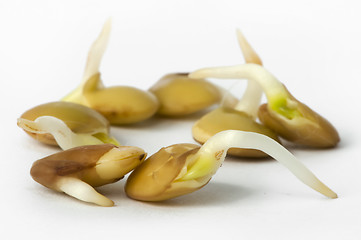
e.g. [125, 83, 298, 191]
[1, 1, 361, 239]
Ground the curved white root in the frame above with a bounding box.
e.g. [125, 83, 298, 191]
[57, 177, 114, 207]
[192, 130, 337, 199]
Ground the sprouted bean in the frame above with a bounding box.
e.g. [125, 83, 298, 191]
[190, 63, 340, 148]
[30, 144, 146, 206]
[17, 101, 119, 149]
[125, 130, 337, 201]
[62, 19, 159, 124]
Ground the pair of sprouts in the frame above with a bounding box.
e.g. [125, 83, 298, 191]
[190, 30, 340, 150]
[28, 129, 338, 206]
[18, 103, 147, 207]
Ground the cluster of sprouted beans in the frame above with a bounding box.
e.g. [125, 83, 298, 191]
[17, 19, 340, 207]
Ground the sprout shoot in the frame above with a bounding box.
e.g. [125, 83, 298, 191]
[62, 19, 159, 124]
[62, 18, 111, 104]
[233, 29, 263, 118]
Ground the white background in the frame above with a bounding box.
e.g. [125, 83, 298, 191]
[1, 0, 361, 239]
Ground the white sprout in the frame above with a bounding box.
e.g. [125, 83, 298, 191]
[181, 130, 337, 199]
[17, 116, 105, 150]
[57, 177, 114, 207]
[232, 29, 264, 118]
[62, 18, 111, 103]
[189, 63, 289, 110]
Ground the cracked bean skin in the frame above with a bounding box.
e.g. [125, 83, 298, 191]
[125, 143, 212, 201]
